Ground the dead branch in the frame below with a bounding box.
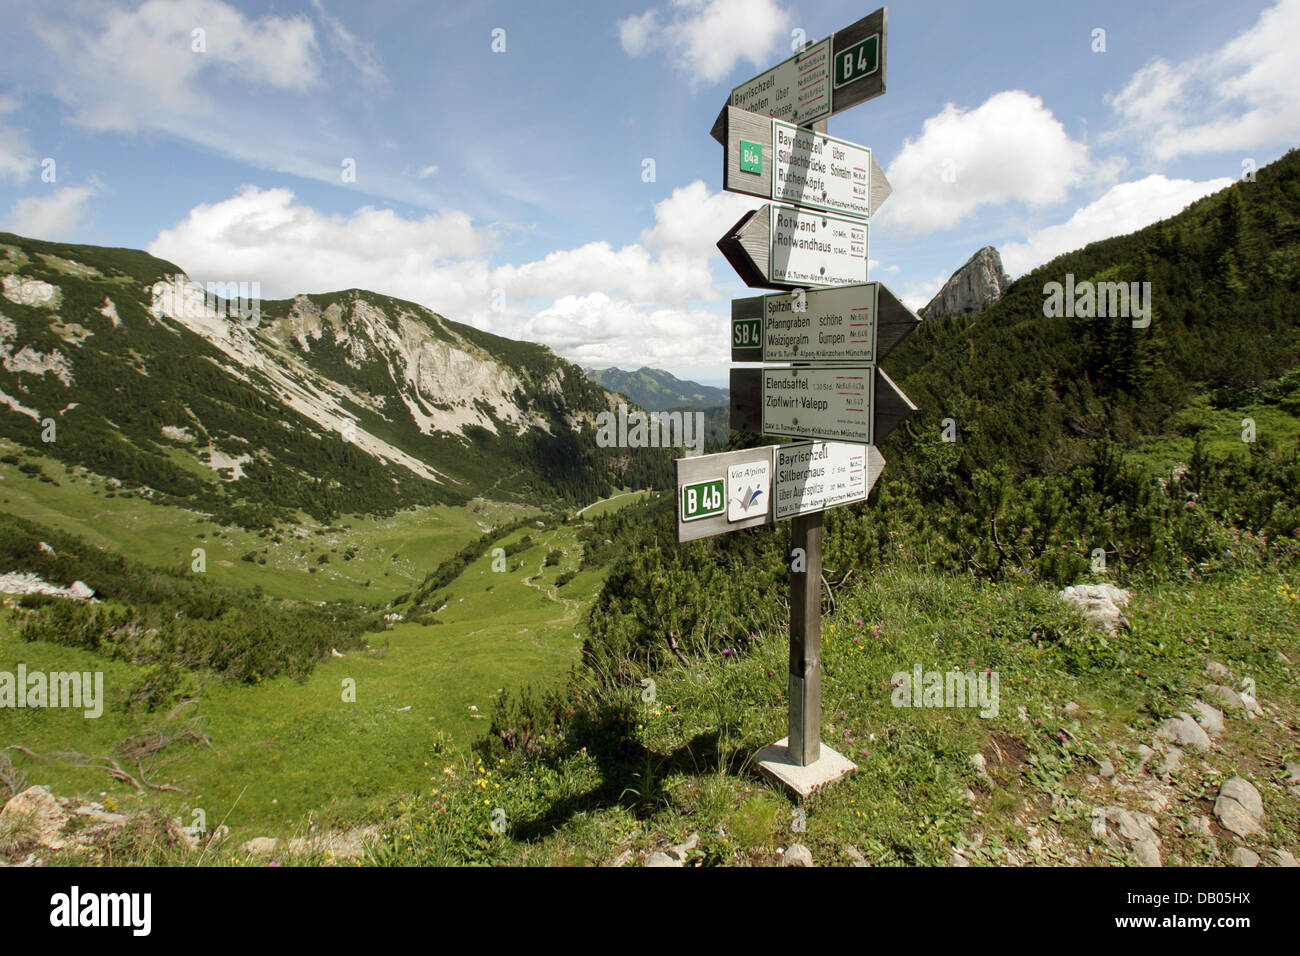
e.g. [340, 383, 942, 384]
[666, 633, 692, 668]
[820, 573, 836, 613]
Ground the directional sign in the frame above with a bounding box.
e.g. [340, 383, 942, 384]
[721, 108, 892, 220]
[761, 366, 874, 443]
[675, 445, 777, 543]
[717, 204, 867, 291]
[730, 365, 917, 444]
[775, 441, 884, 520]
[731, 281, 920, 364]
[711, 8, 888, 141]
[727, 37, 832, 127]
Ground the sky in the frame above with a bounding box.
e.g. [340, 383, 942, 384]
[0, 0, 1295, 387]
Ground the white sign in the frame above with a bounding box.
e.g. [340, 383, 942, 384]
[769, 205, 867, 288]
[727, 458, 771, 522]
[763, 283, 878, 362]
[775, 441, 869, 519]
[729, 38, 832, 125]
[762, 367, 874, 443]
[772, 120, 872, 219]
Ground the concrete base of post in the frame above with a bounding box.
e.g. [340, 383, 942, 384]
[755, 737, 857, 800]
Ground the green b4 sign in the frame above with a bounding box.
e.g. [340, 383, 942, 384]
[834, 34, 879, 88]
[740, 140, 763, 174]
[681, 478, 725, 521]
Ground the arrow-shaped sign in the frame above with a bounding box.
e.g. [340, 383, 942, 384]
[676, 442, 886, 542]
[718, 204, 868, 291]
[709, 8, 889, 140]
[729, 365, 916, 444]
[731, 281, 919, 364]
[719, 106, 892, 220]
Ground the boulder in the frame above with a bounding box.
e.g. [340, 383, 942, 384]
[1214, 777, 1264, 838]
[0, 785, 70, 850]
[1058, 584, 1131, 636]
[1230, 847, 1260, 867]
[1190, 701, 1224, 737]
[783, 843, 814, 867]
[1156, 713, 1210, 752]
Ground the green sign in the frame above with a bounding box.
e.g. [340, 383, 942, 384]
[733, 316, 761, 348]
[740, 140, 763, 174]
[833, 34, 879, 88]
[681, 479, 725, 521]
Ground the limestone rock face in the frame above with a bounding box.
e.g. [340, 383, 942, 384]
[922, 246, 1010, 320]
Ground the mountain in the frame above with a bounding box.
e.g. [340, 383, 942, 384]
[0, 233, 670, 527]
[921, 245, 1011, 320]
[584, 366, 728, 412]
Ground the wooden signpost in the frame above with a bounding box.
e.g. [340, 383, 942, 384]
[676, 6, 917, 798]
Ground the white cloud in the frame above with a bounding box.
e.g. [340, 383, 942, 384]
[311, 0, 387, 90]
[522, 293, 727, 374]
[1107, 0, 1300, 160]
[1000, 174, 1233, 277]
[899, 273, 949, 313]
[5, 186, 98, 240]
[881, 91, 1102, 238]
[416, 165, 439, 179]
[618, 0, 792, 87]
[0, 94, 36, 183]
[33, 0, 321, 133]
[146, 181, 748, 371]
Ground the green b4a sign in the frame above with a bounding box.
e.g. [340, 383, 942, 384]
[681, 478, 725, 521]
[740, 139, 763, 174]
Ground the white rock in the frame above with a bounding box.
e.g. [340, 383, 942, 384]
[1134, 839, 1162, 867]
[1190, 701, 1223, 736]
[1230, 847, 1260, 867]
[1156, 713, 1211, 752]
[0, 785, 70, 850]
[1058, 584, 1131, 635]
[783, 843, 814, 867]
[1204, 684, 1244, 710]
[1272, 849, 1298, 867]
[241, 836, 279, 855]
[1214, 777, 1264, 838]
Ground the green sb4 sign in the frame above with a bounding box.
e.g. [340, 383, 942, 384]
[681, 479, 725, 521]
[733, 317, 761, 348]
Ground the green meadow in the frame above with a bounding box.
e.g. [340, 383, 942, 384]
[0, 468, 639, 843]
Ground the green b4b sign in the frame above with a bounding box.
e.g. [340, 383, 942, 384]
[681, 479, 725, 521]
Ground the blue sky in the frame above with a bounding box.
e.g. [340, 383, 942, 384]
[1, 0, 1296, 386]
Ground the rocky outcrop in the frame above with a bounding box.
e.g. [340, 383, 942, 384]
[922, 246, 1010, 320]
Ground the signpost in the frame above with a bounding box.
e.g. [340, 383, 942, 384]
[709, 8, 889, 140]
[759, 366, 875, 444]
[717, 203, 868, 290]
[775, 441, 883, 520]
[719, 107, 893, 220]
[729, 365, 916, 445]
[674, 442, 886, 543]
[730, 281, 920, 363]
[674, 6, 916, 798]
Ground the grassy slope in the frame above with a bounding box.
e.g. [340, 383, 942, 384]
[363, 564, 1299, 867]
[0, 492, 636, 844]
[0, 441, 534, 604]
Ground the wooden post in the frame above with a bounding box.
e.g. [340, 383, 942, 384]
[788, 508, 823, 765]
